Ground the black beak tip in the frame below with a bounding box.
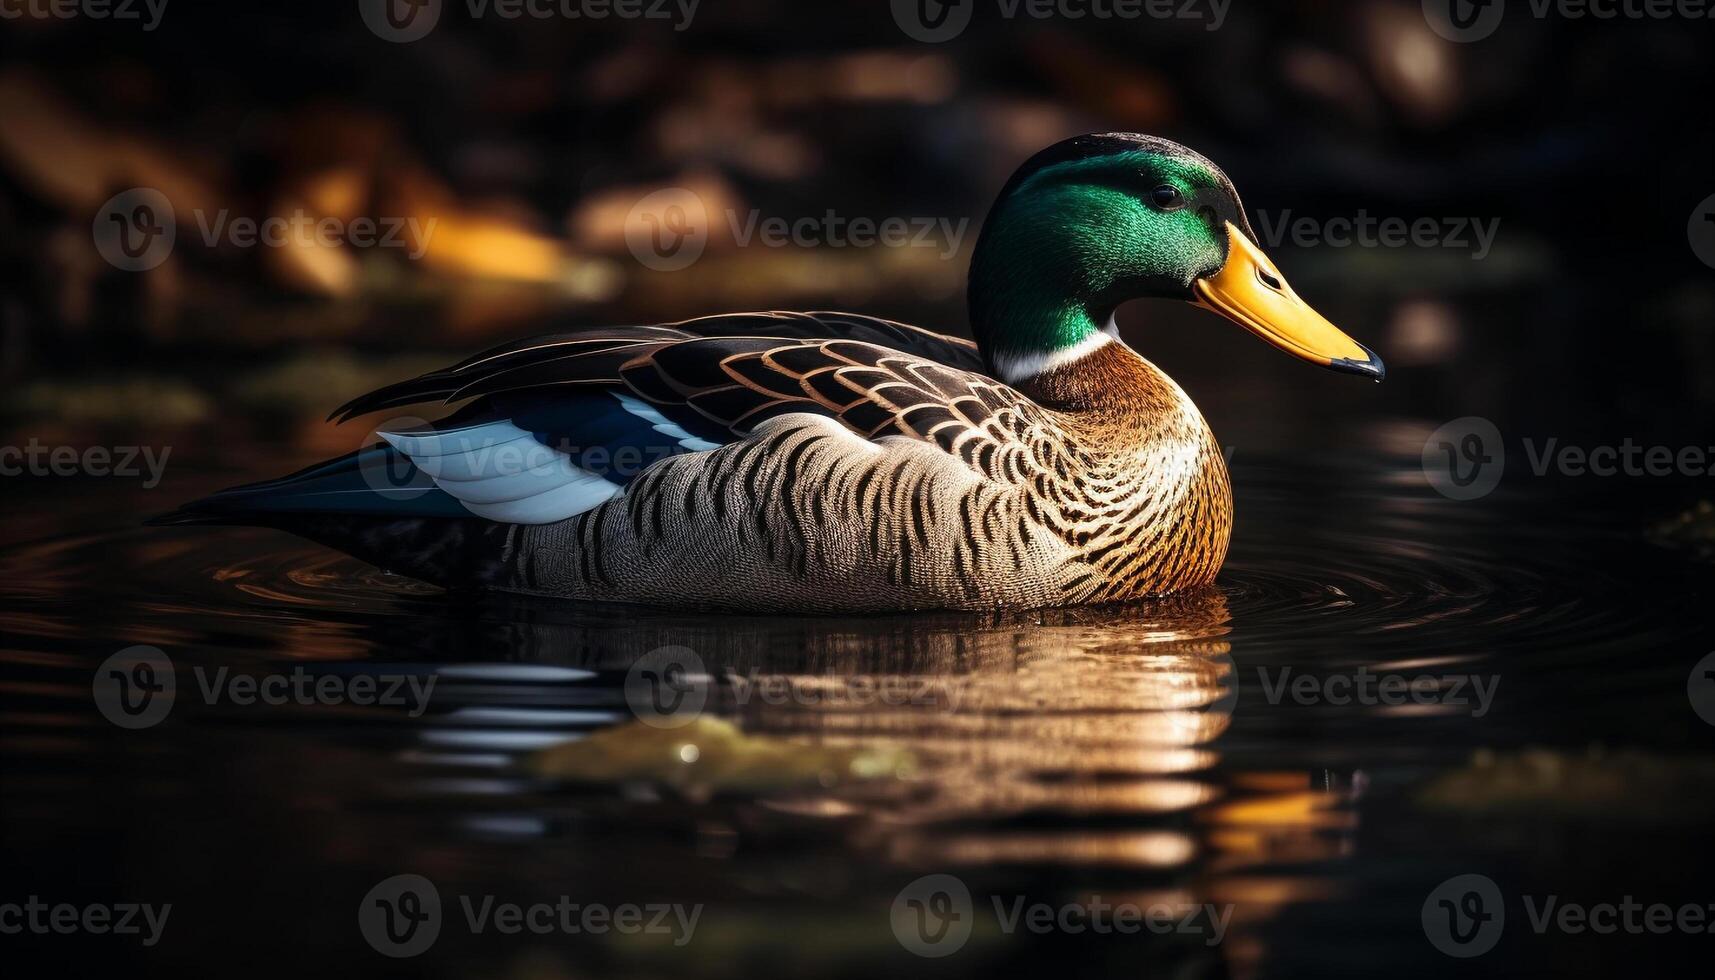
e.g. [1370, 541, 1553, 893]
[1331, 345, 1386, 382]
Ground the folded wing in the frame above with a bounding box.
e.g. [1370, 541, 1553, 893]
[180, 312, 1056, 528]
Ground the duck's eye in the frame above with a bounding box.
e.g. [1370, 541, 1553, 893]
[1149, 185, 1185, 211]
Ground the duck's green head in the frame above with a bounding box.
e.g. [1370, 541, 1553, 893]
[969, 133, 1383, 384]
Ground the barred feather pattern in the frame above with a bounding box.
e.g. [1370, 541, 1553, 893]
[461, 334, 1231, 612]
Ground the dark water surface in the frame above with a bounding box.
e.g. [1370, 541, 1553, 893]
[3, 443, 1713, 977]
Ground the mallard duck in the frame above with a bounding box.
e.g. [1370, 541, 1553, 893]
[158, 134, 1382, 612]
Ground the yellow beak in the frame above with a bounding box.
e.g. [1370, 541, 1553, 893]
[1192, 221, 1385, 380]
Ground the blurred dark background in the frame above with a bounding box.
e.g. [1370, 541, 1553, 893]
[3, 0, 1712, 467]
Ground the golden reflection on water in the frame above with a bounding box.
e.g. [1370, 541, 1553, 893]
[671, 585, 1356, 980]
[688, 588, 1266, 868]
[1, 533, 1381, 980]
